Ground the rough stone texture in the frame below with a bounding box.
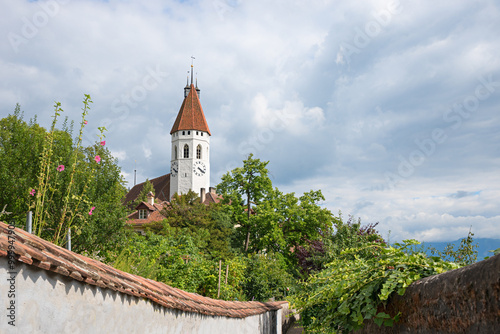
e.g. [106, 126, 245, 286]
[355, 254, 500, 334]
[281, 302, 301, 334]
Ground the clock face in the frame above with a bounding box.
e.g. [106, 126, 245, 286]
[193, 161, 206, 176]
[171, 161, 178, 177]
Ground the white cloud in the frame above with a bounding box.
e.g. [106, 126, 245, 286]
[1, 0, 499, 243]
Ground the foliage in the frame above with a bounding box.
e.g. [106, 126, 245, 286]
[217, 154, 332, 270]
[488, 248, 500, 256]
[0, 105, 47, 223]
[146, 190, 234, 260]
[292, 240, 461, 333]
[113, 246, 160, 280]
[295, 214, 383, 276]
[217, 153, 273, 252]
[253, 189, 333, 262]
[428, 229, 478, 265]
[0, 98, 128, 255]
[244, 252, 295, 301]
[132, 178, 154, 207]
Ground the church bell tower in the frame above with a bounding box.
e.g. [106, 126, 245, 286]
[169, 62, 211, 199]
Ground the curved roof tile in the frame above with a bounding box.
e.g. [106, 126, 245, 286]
[0, 222, 284, 318]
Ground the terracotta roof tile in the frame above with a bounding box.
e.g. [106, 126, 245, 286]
[0, 222, 283, 317]
[170, 84, 211, 135]
[123, 174, 171, 207]
[203, 192, 223, 205]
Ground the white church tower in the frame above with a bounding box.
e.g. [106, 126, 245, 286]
[169, 64, 211, 198]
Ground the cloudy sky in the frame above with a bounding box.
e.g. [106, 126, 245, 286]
[2, 0, 499, 242]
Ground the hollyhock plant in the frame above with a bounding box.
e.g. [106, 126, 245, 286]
[30, 189, 36, 196]
[88, 206, 95, 215]
[100, 140, 105, 146]
[94, 155, 101, 163]
[56, 165, 65, 172]
[84, 120, 88, 125]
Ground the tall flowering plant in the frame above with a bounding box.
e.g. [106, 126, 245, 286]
[29, 95, 107, 247]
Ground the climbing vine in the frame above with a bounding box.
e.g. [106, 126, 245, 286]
[292, 240, 461, 333]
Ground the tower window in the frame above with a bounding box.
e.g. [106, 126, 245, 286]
[174, 146, 178, 159]
[196, 145, 202, 159]
[182, 131, 185, 135]
[184, 144, 189, 158]
[188, 131, 191, 135]
[201, 132, 203, 136]
[196, 131, 199, 135]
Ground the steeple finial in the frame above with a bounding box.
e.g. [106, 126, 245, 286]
[190, 56, 195, 85]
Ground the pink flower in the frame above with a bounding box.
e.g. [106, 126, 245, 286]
[29, 189, 36, 196]
[94, 155, 101, 163]
[100, 140, 106, 146]
[56, 165, 65, 172]
[84, 120, 88, 125]
[89, 206, 96, 215]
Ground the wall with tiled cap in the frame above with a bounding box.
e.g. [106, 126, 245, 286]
[0, 222, 286, 333]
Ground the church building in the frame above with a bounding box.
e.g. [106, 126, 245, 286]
[169, 67, 211, 199]
[124, 64, 221, 229]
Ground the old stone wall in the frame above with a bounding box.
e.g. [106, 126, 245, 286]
[355, 254, 500, 334]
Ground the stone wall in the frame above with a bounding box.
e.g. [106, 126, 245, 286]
[355, 254, 500, 334]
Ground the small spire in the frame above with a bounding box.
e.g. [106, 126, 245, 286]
[190, 56, 195, 85]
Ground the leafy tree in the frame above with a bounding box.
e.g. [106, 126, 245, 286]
[160, 190, 212, 230]
[217, 154, 272, 252]
[251, 188, 334, 268]
[0, 98, 128, 256]
[244, 252, 294, 301]
[132, 178, 154, 207]
[217, 155, 332, 262]
[296, 214, 384, 276]
[146, 190, 234, 260]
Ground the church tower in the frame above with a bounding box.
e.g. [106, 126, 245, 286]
[169, 64, 211, 198]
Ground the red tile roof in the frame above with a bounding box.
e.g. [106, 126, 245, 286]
[0, 222, 284, 317]
[127, 201, 169, 226]
[170, 84, 211, 135]
[203, 192, 223, 205]
[123, 174, 170, 208]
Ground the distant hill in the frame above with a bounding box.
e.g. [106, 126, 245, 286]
[421, 238, 500, 261]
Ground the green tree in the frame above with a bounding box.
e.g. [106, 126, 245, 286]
[217, 154, 273, 252]
[244, 252, 294, 301]
[217, 155, 334, 266]
[146, 190, 234, 260]
[0, 99, 128, 256]
[295, 214, 384, 276]
[253, 188, 333, 264]
[132, 178, 154, 207]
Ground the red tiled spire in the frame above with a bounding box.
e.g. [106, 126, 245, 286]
[170, 84, 211, 135]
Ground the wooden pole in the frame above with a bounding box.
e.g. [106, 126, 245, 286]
[225, 264, 229, 285]
[217, 260, 222, 298]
